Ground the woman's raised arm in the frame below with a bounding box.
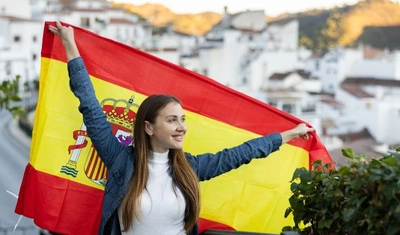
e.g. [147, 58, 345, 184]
[187, 123, 315, 181]
[48, 21, 80, 61]
[48, 21, 126, 168]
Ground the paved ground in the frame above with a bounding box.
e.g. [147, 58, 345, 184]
[1, 111, 39, 235]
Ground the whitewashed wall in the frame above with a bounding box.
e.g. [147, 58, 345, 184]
[349, 59, 396, 79]
[0, 0, 31, 18]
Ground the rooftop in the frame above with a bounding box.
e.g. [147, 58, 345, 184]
[329, 128, 384, 167]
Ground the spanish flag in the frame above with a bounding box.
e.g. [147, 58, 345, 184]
[15, 22, 332, 234]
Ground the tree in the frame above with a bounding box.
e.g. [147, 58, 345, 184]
[321, 11, 345, 51]
[0, 75, 25, 118]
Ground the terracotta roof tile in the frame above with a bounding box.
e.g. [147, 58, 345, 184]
[109, 18, 134, 24]
[341, 85, 374, 98]
[321, 97, 343, 107]
[0, 15, 39, 22]
[343, 77, 400, 87]
[269, 72, 291, 80]
[340, 77, 400, 99]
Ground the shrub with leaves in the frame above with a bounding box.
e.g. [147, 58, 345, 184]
[0, 75, 25, 118]
[283, 148, 400, 235]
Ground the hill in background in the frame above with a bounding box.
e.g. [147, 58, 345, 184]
[114, 3, 222, 36]
[271, 0, 400, 52]
[114, 0, 400, 53]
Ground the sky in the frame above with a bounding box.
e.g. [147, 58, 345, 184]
[114, 0, 364, 16]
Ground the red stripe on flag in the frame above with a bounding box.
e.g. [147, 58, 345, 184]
[15, 163, 103, 235]
[40, 22, 325, 156]
[198, 218, 236, 233]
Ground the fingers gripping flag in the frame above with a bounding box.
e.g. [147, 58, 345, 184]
[15, 22, 333, 234]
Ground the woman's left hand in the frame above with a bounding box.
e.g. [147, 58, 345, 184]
[280, 123, 315, 144]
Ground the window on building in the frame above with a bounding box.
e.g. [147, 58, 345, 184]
[269, 101, 277, 107]
[202, 69, 208, 76]
[302, 104, 316, 113]
[33, 35, 37, 42]
[81, 17, 90, 27]
[116, 27, 121, 40]
[32, 53, 37, 61]
[282, 103, 295, 114]
[14, 35, 21, 42]
[315, 61, 320, 71]
[5, 62, 11, 75]
[24, 81, 30, 92]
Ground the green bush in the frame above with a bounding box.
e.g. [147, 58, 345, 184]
[283, 148, 400, 235]
[0, 75, 24, 118]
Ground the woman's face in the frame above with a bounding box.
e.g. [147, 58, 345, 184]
[145, 102, 187, 153]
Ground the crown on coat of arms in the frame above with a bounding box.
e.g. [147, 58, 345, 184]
[100, 96, 138, 130]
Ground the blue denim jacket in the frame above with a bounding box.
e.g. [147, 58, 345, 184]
[68, 57, 282, 235]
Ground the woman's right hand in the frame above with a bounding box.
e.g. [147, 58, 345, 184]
[48, 21, 80, 61]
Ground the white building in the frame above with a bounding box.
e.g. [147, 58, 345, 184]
[0, 0, 31, 18]
[305, 46, 363, 94]
[144, 25, 200, 65]
[336, 77, 400, 144]
[268, 69, 322, 93]
[35, 0, 151, 48]
[348, 49, 400, 80]
[265, 20, 298, 51]
[305, 45, 400, 144]
[0, 16, 42, 92]
[0, 0, 155, 94]
[180, 7, 303, 102]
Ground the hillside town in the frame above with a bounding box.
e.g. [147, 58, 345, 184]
[1, 0, 400, 166]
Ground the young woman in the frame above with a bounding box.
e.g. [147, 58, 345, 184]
[49, 21, 315, 235]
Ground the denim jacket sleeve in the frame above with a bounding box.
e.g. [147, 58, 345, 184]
[186, 133, 282, 181]
[68, 57, 125, 168]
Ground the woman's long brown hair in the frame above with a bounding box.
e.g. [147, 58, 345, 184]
[120, 94, 200, 232]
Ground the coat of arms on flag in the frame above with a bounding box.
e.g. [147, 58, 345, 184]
[61, 96, 138, 186]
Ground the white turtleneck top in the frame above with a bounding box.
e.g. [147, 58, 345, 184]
[118, 151, 186, 235]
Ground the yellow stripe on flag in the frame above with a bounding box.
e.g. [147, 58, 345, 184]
[200, 144, 308, 232]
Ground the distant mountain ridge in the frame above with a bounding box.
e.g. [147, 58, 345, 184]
[113, 3, 222, 36]
[270, 0, 400, 52]
[113, 0, 400, 52]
